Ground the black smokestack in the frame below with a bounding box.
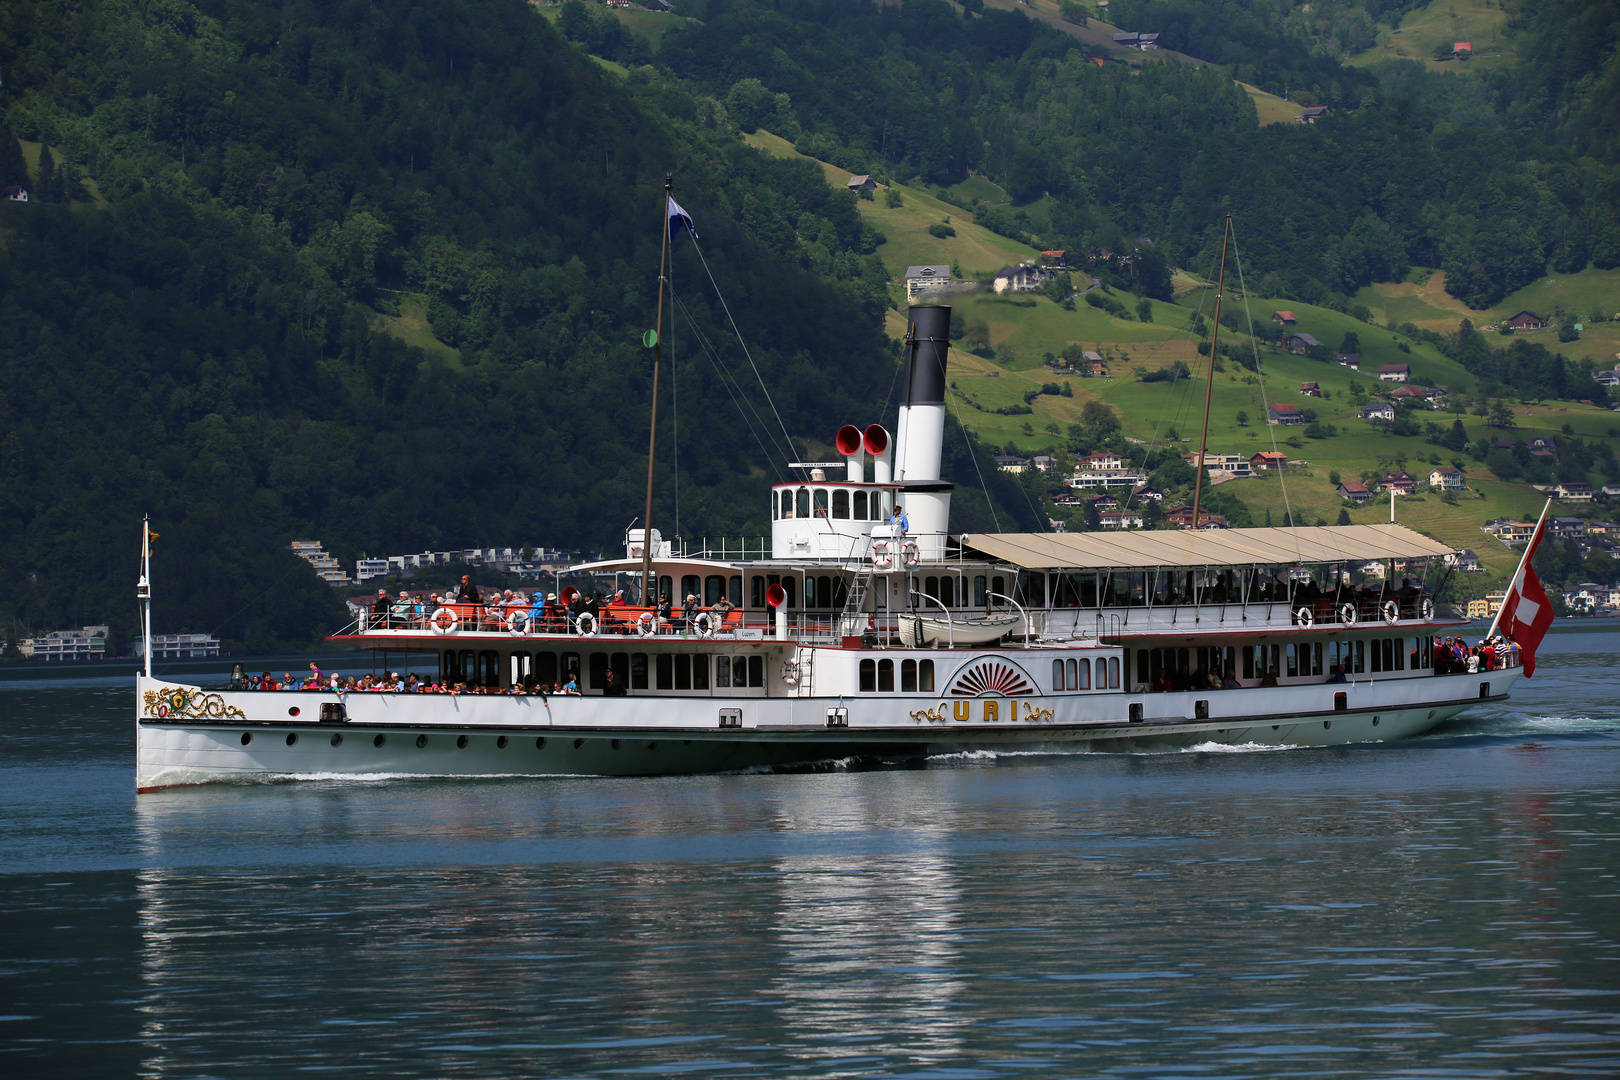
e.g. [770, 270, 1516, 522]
[904, 305, 952, 406]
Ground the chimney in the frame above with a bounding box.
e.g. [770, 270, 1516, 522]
[892, 306, 955, 558]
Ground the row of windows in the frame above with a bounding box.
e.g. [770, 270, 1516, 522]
[1130, 636, 1435, 687]
[774, 487, 890, 522]
[1053, 657, 1120, 691]
[859, 658, 936, 693]
[442, 649, 764, 692]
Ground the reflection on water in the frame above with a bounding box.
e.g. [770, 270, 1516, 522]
[1, 639, 1618, 1076]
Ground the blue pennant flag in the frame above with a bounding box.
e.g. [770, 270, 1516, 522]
[667, 195, 696, 241]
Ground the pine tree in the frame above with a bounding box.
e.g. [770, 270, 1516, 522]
[1337, 509, 1352, 525]
[0, 123, 26, 189]
[33, 145, 55, 202]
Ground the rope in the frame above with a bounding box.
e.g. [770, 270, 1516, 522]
[670, 251, 679, 535]
[673, 292, 788, 477]
[1227, 223, 1294, 530]
[947, 385, 1002, 532]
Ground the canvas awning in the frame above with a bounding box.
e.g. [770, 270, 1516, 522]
[959, 524, 1453, 570]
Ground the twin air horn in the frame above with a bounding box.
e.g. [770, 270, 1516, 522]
[834, 424, 893, 484]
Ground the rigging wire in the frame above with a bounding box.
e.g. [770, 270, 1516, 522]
[947, 384, 1003, 532]
[670, 252, 679, 536]
[685, 234, 802, 471]
[673, 292, 788, 477]
[1227, 223, 1295, 529]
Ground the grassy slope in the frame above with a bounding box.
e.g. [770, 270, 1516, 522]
[742, 129, 1041, 277]
[370, 293, 462, 365]
[1348, 0, 1514, 71]
[1237, 81, 1302, 125]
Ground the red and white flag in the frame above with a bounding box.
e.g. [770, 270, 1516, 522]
[1492, 500, 1555, 677]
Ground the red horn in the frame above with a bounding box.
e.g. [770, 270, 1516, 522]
[835, 424, 863, 456]
[765, 583, 786, 608]
[863, 424, 890, 456]
[560, 585, 579, 605]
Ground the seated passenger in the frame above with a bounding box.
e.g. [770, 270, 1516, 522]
[1327, 664, 1348, 683]
[1259, 667, 1280, 687]
[455, 575, 481, 604]
[1151, 669, 1173, 693]
[603, 669, 627, 696]
[712, 595, 736, 620]
[371, 589, 391, 628]
[1221, 668, 1241, 690]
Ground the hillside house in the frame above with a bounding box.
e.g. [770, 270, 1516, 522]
[1100, 509, 1145, 530]
[1505, 310, 1545, 330]
[1299, 381, 1320, 396]
[1250, 451, 1288, 471]
[1446, 548, 1483, 572]
[1031, 455, 1055, 473]
[993, 263, 1054, 294]
[1267, 403, 1304, 425]
[1378, 471, 1418, 495]
[1594, 370, 1620, 387]
[1189, 453, 1254, 479]
[1429, 466, 1465, 490]
[1080, 452, 1124, 470]
[847, 175, 876, 193]
[1335, 352, 1361, 369]
[1361, 401, 1396, 422]
[903, 265, 953, 301]
[1603, 483, 1620, 499]
[1453, 42, 1472, 58]
[1337, 480, 1373, 504]
[1040, 250, 1068, 266]
[1555, 481, 1594, 503]
[2, 186, 27, 203]
[994, 455, 1030, 473]
[1550, 517, 1590, 539]
[1163, 505, 1228, 529]
[1088, 494, 1120, 512]
[1068, 470, 1151, 490]
[1528, 434, 1558, 452]
[1297, 106, 1332, 123]
[1271, 310, 1298, 326]
[1378, 363, 1410, 382]
[1111, 31, 1159, 49]
[1286, 333, 1322, 354]
[1132, 485, 1164, 502]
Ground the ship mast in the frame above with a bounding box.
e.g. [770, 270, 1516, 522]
[641, 175, 674, 606]
[1190, 214, 1231, 529]
[137, 516, 153, 679]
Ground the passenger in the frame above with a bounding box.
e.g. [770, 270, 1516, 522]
[679, 593, 699, 630]
[1221, 668, 1242, 690]
[371, 588, 391, 629]
[390, 591, 415, 629]
[1260, 667, 1280, 687]
[656, 592, 674, 627]
[308, 661, 323, 685]
[260, 671, 278, 690]
[1327, 663, 1348, 684]
[1173, 662, 1192, 692]
[609, 590, 628, 607]
[1151, 668, 1173, 693]
[563, 675, 581, 695]
[456, 575, 482, 604]
[1466, 647, 1481, 674]
[711, 594, 736, 624]
[890, 504, 909, 536]
[603, 669, 627, 697]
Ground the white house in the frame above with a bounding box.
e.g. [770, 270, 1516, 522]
[1361, 401, 1396, 422]
[1428, 467, 1465, 491]
[903, 265, 953, 301]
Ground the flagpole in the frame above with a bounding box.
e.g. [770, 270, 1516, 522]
[1485, 496, 1551, 640]
[138, 516, 153, 679]
[1191, 214, 1230, 530]
[641, 175, 673, 609]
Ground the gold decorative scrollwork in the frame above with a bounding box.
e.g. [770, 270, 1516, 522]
[908, 701, 951, 724]
[142, 687, 246, 721]
[1021, 701, 1055, 722]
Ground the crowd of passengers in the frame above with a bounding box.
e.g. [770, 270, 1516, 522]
[363, 575, 735, 634]
[242, 661, 604, 696]
[1143, 632, 1519, 692]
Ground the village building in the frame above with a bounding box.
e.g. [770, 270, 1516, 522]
[1337, 480, 1373, 504]
[1555, 481, 1594, 502]
[1249, 451, 1288, 471]
[1428, 466, 1465, 491]
[1285, 333, 1322, 354]
[1271, 310, 1298, 326]
[1188, 453, 1254, 479]
[1162, 505, 1228, 529]
[1335, 352, 1361, 369]
[1445, 548, 1483, 572]
[993, 262, 1055, 294]
[1079, 452, 1124, 470]
[1131, 484, 1164, 502]
[1031, 455, 1055, 473]
[1378, 363, 1410, 382]
[846, 175, 876, 193]
[1297, 106, 1332, 123]
[2, 185, 28, 203]
[1378, 471, 1418, 496]
[1087, 494, 1120, 512]
[994, 454, 1030, 473]
[903, 265, 953, 302]
[135, 633, 223, 659]
[1267, 403, 1304, 425]
[1361, 401, 1396, 422]
[1299, 381, 1320, 396]
[1504, 310, 1545, 331]
[17, 626, 110, 661]
[1100, 509, 1146, 530]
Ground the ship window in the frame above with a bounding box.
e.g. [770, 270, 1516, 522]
[1370, 639, 1382, 673]
[772, 491, 780, 520]
[902, 659, 918, 693]
[1309, 642, 1324, 677]
[682, 576, 700, 603]
[832, 489, 849, 519]
[1286, 643, 1299, 678]
[779, 489, 792, 519]
[877, 658, 895, 692]
[854, 491, 869, 519]
[813, 490, 829, 518]
[588, 652, 608, 690]
[925, 576, 940, 603]
[1092, 657, 1104, 688]
[659, 576, 673, 603]
[796, 488, 810, 519]
[833, 577, 849, 609]
[974, 576, 987, 606]
[1354, 640, 1365, 673]
[1241, 645, 1254, 680]
[716, 656, 730, 687]
[675, 654, 691, 691]
[479, 650, 501, 686]
[536, 652, 558, 687]
[782, 577, 797, 609]
[751, 576, 765, 608]
[656, 653, 673, 690]
[705, 576, 725, 605]
[747, 655, 763, 687]
[729, 576, 743, 606]
[631, 653, 648, 690]
[860, 659, 876, 692]
[510, 652, 531, 687]
[919, 659, 935, 692]
[457, 650, 475, 684]
[992, 576, 1006, 600]
[805, 576, 817, 608]
[693, 654, 709, 690]
[1075, 658, 1089, 690]
[1395, 638, 1406, 671]
[735, 656, 749, 687]
[1053, 659, 1065, 690]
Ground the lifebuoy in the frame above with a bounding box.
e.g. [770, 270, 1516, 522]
[871, 539, 893, 570]
[780, 659, 800, 686]
[574, 612, 598, 636]
[1420, 598, 1435, 620]
[430, 607, 459, 634]
[692, 612, 716, 638]
[1338, 602, 1357, 625]
[636, 612, 656, 637]
[1382, 600, 1400, 625]
[504, 610, 527, 633]
[1294, 606, 1313, 629]
[900, 540, 920, 568]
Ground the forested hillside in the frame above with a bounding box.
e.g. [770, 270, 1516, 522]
[0, 0, 1039, 650]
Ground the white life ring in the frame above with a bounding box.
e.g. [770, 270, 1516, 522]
[692, 611, 716, 638]
[1338, 602, 1357, 625]
[636, 612, 656, 637]
[900, 540, 920, 568]
[871, 539, 893, 570]
[430, 607, 459, 634]
[575, 612, 597, 636]
[780, 659, 800, 686]
[1382, 600, 1400, 625]
[1293, 606, 1313, 629]
[1420, 598, 1435, 620]
[504, 610, 526, 633]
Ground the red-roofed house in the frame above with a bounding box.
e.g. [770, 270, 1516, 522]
[1378, 471, 1418, 496]
[1250, 451, 1288, 470]
[1505, 310, 1545, 330]
[1337, 480, 1372, 504]
[1267, 403, 1304, 425]
[1271, 310, 1298, 326]
[1453, 42, 1472, 57]
[1299, 381, 1320, 396]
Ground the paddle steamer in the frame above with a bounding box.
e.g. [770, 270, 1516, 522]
[134, 302, 1517, 791]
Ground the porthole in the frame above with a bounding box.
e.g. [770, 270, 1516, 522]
[535, 737, 547, 750]
[286, 732, 298, 746]
[456, 734, 468, 749]
[647, 741, 658, 750]
[1323, 721, 1331, 729]
[611, 739, 620, 750]
[415, 734, 428, 748]
[288, 707, 301, 717]
[573, 738, 584, 750]
[240, 732, 252, 746]
[330, 733, 343, 747]
[1373, 716, 1380, 726]
[374, 734, 387, 747]
[496, 735, 508, 749]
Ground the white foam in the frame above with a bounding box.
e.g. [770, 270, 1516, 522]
[1181, 741, 1304, 754]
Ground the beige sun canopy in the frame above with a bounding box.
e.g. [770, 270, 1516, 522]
[959, 524, 1454, 571]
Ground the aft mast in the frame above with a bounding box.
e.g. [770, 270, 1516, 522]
[137, 516, 153, 679]
[640, 175, 674, 605]
[1190, 214, 1231, 529]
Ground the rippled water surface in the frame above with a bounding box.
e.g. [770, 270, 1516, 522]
[3, 629, 1618, 1078]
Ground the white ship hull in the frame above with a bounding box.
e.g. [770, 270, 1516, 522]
[134, 668, 1516, 791]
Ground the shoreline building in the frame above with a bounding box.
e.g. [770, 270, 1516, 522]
[18, 626, 109, 661]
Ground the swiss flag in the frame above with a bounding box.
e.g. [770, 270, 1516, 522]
[1495, 508, 1555, 677]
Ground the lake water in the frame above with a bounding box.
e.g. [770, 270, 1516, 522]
[3, 628, 1618, 1078]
